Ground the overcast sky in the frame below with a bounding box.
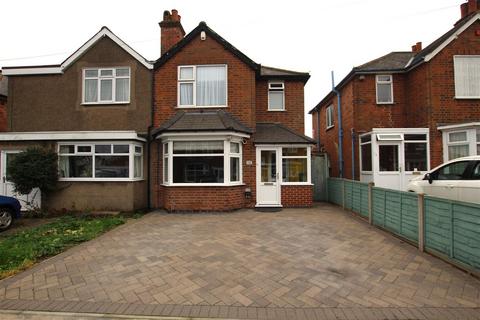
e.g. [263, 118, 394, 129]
[0, 0, 464, 136]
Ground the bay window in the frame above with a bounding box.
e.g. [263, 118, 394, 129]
[59, 143, 143, 180]
[447, 131, 469, 160]
[83, 68, 130, 104]
[163, 139, 242, 185]
[282, 147, 308, 183]
[178, 65, 227, 107]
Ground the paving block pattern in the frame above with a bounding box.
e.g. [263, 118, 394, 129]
[0, 204, 479, 319]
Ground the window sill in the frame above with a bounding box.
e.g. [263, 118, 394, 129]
[281, 182, 313, 186]
[326, 125, 335, 131]
[376, 102, 394, 105]
[268, 109, 286, 112]
[176, 105, 228, 109]
[82, 102, 130, 106]
[162, 183, 245, 187]
[455, 96, 480, 100]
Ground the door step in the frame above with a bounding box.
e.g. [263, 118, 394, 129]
[254, 206, 282, 212]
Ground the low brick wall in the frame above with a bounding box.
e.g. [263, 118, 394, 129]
[281, 185, 313, 208]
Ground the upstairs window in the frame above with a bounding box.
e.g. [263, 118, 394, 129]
[83, 68, 130, 104]
[178, 65, 227, 107]
[376, 75, 393, 104]
[268, 82, 285, 111]
[454, 56, 480, 98]
[326, 105, 334, 129]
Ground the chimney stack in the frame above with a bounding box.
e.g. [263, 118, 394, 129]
[412, 42, 422, 53]
[159, 9, 186, 56]
[461, 2, 469, 18]
[468, 0, 478, 14]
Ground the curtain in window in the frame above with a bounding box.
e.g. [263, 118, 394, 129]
[173, 141, 224, 154]
[85, 79, 98, 102]
[455, 57, 480, 97]
[100, 79, 113, 101]
[269, 91, 284, 109]
[196, 66, 226, 106]
[179, 83, 193, 105]
[448, 145, 469, 160]
[115, 78, 129, 102]
[59, 157, 70, 178]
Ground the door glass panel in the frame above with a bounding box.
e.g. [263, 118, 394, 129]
[261, 150, 276, 182]
[379, 145, 399, 172]
[5, 153, 18, 182]
[404, 143, 427, 171]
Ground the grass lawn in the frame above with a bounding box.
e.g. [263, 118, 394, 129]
[0, 215, 126, 279]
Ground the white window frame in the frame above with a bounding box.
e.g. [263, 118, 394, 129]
[442, 129, 477, 161]
[58, 141, 143, 182]
[162, 136, 243, 186]
[454, 55, 480, 99]
[359, 135, 373, 174]
[326, 105, 334, 129]
[268, 81, 285, 111]
[177, 65, 228, 108]
[82, 67, 131, 105]
[376, 74, 394, 104]
[281, 146, 311, 185]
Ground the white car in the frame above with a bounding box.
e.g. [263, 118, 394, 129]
[407, 156, 480, 204]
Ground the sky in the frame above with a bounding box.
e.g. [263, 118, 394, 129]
[0, 0, 464, 136]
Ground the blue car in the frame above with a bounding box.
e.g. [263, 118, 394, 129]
[0, 195, 22, 231]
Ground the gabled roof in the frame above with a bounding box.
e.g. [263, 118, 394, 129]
[152, 110, 253, 137]
[309, 12, 480, 114]
[254, 123, 315, 145]
[154, 22, 260, 71]
[2, 27, 153, 75]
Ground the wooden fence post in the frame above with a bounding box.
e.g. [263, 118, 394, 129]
[368, 182, 374, 225]
[418, 193, 425, 252]
[342, 179, 346, 209]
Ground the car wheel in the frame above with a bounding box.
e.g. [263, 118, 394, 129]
[0, 208, 13, 231]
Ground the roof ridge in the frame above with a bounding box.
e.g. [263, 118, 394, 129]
[261, 65, 309, 75]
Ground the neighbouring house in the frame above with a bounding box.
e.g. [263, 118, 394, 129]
[310, 0, 480, 191]
[0, 73, 7, 132]
[151, 10, 314, 211]
[0, 27, 153, 211]
[0, 9, 314, 212]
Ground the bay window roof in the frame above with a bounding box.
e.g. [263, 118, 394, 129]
[254, 123, 316, 145]
[152, 110, 253, 137]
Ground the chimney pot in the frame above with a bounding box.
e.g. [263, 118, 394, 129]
[468, 0, 477, 14]
[416, 42, 422, 51]
[461, 3, 469, 18]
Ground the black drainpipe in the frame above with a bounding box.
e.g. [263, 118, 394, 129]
[316, 110, 321, 151]
[147, 70, 155, 210]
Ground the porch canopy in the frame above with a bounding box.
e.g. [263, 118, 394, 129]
[253, 123, 316, 145]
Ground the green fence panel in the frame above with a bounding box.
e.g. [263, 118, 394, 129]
[327, 178, 343, 206]
[372, 188, 386, 227]
[359, 184, 369, 218]
[424, 197, 452, 257]
[344, 180, 353, 210]
[400, 193, 419, 242]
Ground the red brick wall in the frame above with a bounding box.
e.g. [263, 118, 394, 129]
[153, 34, 256, 129]
[281, 185, 313, 207]
[255, 80, 305, 133]
[0, 97, 7, 132]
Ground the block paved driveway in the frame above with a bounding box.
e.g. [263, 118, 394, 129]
[0, 204, 479, 320]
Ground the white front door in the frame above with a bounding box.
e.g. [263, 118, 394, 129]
[256, 148, 281, 207]
[375, 142, 403, 190]
[1, 151, 41, 210]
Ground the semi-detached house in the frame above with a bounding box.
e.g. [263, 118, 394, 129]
[310, 0, 480, 191]
[0, 9, 314, 211]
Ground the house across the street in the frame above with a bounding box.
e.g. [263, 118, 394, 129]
[0, 9, 314, 211]
[310, 0, 480, 191]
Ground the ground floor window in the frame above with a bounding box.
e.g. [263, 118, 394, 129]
[282, 147, 308, 182]
[360, 135, 372, 172]
[58, 142, 143, 181]
[440, 126, 480, 161]
[162, 139, 242, 185]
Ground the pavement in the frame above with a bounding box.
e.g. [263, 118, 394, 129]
[0, 203, 479, 319]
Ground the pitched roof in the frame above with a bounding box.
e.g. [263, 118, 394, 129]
[254, 123, 315, 145]
[152, 110, 253, 136]
[354, 52, 414, 72]
[260, 66, 310, 83]
[309, 12, 480, 114]
[154, 22, 310, 83]
[154, 22, 259, 70]
[2, 27, 153, 75]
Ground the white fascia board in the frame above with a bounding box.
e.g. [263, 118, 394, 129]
[61, 28, 153, 70]
[424, 13, 480, 63]
[437, 122, 480, 131]
[156, 131, 251, 140]
[1, 67, 63, 75]
[371, 128, 429, 133]
[0, 131, 146, 142]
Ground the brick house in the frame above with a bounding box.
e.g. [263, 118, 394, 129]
[0, 10, 314, 211]
[1, 27, 152, 211]
[151, 10, 314, 211]
[0, 73, 7, 132]
[310, 0, 480, 191]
